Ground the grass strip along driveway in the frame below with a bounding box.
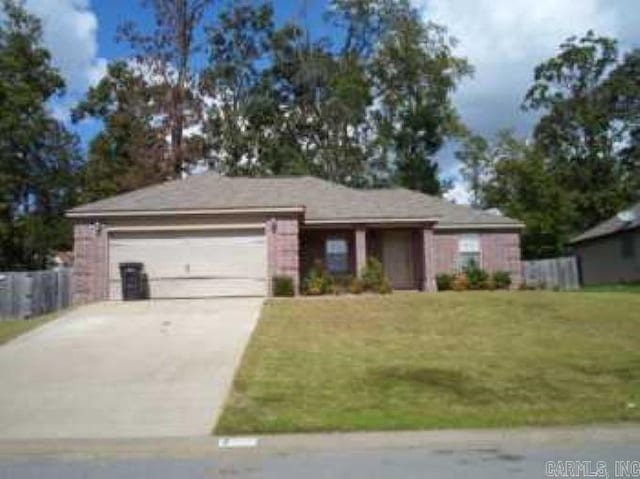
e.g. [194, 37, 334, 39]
[0, 317, 53, 346]
[216, 292, 640, 434]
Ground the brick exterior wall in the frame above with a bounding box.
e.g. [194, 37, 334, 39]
[267, 217, 300, 294]
[480, 233, 522, 285]
[72, 222, 108, 304]
[71, 214, 519, 301]
[434, 231, 522, 286]
[73, 216, 300, 303]
[422, 228, 437, 291]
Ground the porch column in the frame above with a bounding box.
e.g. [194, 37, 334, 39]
[422, 228, 437, 292]
[355, 228, 367, 277]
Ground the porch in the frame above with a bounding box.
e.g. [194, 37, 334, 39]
[299, 226, 436, 291]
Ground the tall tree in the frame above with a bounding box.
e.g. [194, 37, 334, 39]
[326, 0, 391, 58]
[118, 0, 212, 176]
[481, 132, 574, 259]
[523, 31, 634, 232]
[0, 0, 81, 269]
[370, 3, 471, 194]
[602, 48, 640, 198]
[455, 133, 491, 207]
[72, 61, 169, 202]
[201, 1, 289, 175]
[79, 0, 469, 193]
[202, 1, 373, 184]
[274, 39, 372, 184]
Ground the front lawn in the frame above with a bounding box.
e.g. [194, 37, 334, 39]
[581, 282, 640, 293]
[216, 292, 640, 434]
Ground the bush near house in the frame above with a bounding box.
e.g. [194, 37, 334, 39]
[273, 276, 295, 297]
[303, 263, 334, 295]
[348, 277, 364, 294]
[329, 276, 365, 295]
[492, 271, 512, 290]
[360, 257, 392, 294]
[327, 276, 349, 295]
[436, 273, 454, 291]
[463, 260, 489, 290]
[438, 264, 511, 292]
[303, 257, 392, 296]
[452, 273, 470, 291]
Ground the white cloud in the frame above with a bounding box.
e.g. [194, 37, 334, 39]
[414, 0, 640, 203]
[444, 181, 470, 205]
[420, 0, 623, 135]
[24, 0, 106, 119]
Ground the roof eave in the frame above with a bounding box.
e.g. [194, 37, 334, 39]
[304, 217, 440, 225]
[434, 222, 525, 230]
[569, 223, 639, 245]
[66, 206, 305, 219]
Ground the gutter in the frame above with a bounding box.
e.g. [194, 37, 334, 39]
[569, 224, 640, 245]
[66, 206, 305, 219]
[304, 217, 440, 225]
[434, 223, 525, 230]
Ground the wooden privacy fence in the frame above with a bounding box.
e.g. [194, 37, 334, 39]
[0, 268, 72, 320]
[522, 256, 580, 290]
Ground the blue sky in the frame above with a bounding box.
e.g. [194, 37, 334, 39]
[21, 0, 640, 203]
[92, 1, 333, 60]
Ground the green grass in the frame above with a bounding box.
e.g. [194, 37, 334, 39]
[581, 282, 640, 293]
[0, 315, 56, 346]
[216, 291, 640, 434]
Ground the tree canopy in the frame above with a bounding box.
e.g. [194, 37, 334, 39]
[4, 0, 640, 269]
[75, 0, 469, 195]
[0, 0, 81, 270]
[458, 32, 640, 258]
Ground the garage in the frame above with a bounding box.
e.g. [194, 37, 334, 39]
[108, 229, 267, 299]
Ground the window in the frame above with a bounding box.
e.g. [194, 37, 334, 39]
[458, 234, 481, 270]
[326, 238, 349, 274]
[621, 234, 635, 259]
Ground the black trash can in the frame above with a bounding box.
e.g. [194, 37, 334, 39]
[119, 262, 144, 301]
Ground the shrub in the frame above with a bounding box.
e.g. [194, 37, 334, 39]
[463, 259, 489, 290]
[436, 273, 454, 291]
[361, 257, 392, 294]
[378, 278, 392, 294]
[452, 273, 469, 291]
[492, 271, 512, 290]
[331, 275, 353, 295]
[348, 277, 364, 294]
[303, 262, 333, 295]
[273, 275, 294, 297]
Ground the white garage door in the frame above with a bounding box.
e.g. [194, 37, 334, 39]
[109, 229, 267, 299]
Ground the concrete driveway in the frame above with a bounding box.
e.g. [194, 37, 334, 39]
[0, 298, 263, 439]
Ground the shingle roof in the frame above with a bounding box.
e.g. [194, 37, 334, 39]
[570, 201, 640, 244]
[68, 173, 522, 227]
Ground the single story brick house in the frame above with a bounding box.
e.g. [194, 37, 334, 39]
[569, 202, 639, 285]
[67, 174, 523, 302]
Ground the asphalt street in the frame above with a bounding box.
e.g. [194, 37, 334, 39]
[0, 425, 637, 478]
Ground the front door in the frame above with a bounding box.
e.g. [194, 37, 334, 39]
[382, 230, 415, 289]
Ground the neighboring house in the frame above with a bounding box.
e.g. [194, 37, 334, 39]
[569, 202, 640, 285]
[66, 174, 523, 302]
